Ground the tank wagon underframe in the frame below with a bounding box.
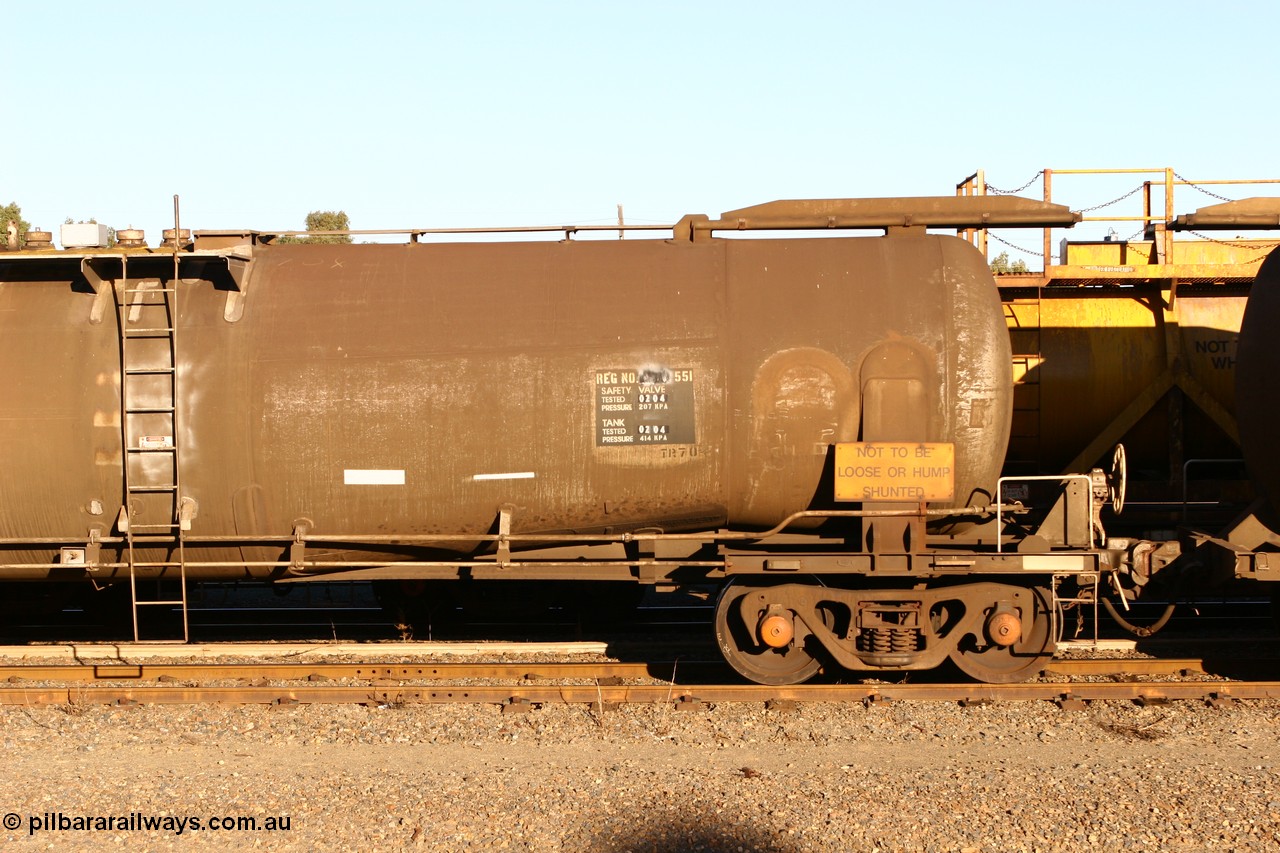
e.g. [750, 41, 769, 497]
[3, 510, 1109, 685]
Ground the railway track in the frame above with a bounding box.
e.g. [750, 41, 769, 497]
[2, 656, 1278, 707]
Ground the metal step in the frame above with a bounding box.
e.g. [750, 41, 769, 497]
[122, 327, 177, 337]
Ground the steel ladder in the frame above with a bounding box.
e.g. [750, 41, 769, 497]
[116, 256, 189, 641]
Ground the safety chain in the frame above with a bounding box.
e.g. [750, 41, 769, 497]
[985, 171, 1045, 195]
[1174, 172, 1234, 203]
[1184, 231, 1277, 265]
[1072, 184, 1145, 214]
[1098, 230, 1270, 265]
[988, 231, 1048, 261]
[1186, 230, 1271, 249]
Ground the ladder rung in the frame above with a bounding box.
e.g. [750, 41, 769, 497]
[123, 328, 176, 336]
[126, 406, 176, 413]
[125, 367, 176, 375]
[128, 446, 177, 453]
[129, 523, 180, 530]
[123, 288, 176, 294]
[133, 600, 187, 607]
[128, 484, 179, 492]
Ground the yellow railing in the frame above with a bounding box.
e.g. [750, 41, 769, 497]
[955, 168, 1280, 272]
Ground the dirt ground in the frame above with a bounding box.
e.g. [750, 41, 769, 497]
[1, 696, 1278, 851]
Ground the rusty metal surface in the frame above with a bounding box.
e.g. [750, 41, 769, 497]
[0, 213, 1013, 580]
[199, 238, 727, 565]
[1173, 197, 1280, 230]
[0, 661, 664, 683]
[1235, 246, 1280, 518]
[724, 233, 1009, 527]
[708, 196, 1080, 231]
[715, 581, 1058, 681]
[0, 656, 1244, 683]
[5, 186, 1280, 682]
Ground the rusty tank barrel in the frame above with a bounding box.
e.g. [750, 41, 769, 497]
[0, 200, 1013, 578]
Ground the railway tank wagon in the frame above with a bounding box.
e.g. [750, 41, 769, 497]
[1234, 241, 1280, 558]
[1139, 198, 1280, 595]
[0, 196, 1112, 683]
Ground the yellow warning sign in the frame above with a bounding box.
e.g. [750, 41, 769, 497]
[834, 442, 955, 502]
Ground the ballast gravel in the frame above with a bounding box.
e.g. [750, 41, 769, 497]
[1, 687, 1278, 851]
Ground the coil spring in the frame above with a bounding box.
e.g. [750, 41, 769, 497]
[891, 628, 918, 653]
[859, 627, 920, 653]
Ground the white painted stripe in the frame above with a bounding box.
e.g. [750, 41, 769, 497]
[344, 469, 405, 485]
[1020, 555, 1089, 571]
[472, 472, 536, 481]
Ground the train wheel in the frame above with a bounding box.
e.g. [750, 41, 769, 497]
[948, 586, 1054, 683]
[714, 580, 824, 686]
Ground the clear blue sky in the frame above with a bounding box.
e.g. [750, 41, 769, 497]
[6, 1, 1277, 258]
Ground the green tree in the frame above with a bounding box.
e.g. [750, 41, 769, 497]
[989, 251, 1028, 275]
[2, 201, 31, 249]
[279, 210, 353, 244]
[305, 210, 351, 243]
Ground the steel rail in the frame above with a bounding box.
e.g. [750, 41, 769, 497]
[0, 661, 667, 683]
[1, 680, 1276, 707]
[0, 657, 1266, 685]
